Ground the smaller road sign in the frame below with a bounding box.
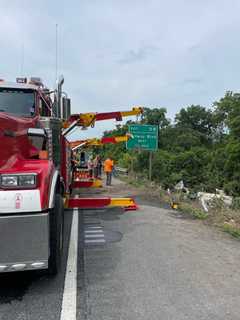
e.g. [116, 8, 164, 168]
[127, 124, 158, 151]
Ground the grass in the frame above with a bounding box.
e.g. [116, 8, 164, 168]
[222, 222, 240, 238]
[178, 202, 208, 220]
[119, 174, 148, 188]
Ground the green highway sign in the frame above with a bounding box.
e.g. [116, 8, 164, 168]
[126, 124, 158, 151]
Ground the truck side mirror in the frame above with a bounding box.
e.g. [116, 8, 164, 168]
[27, 128, 46, 137]
[28, 128, 47, 155]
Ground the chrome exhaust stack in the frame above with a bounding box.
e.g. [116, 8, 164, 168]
[54, 75, 64, 118]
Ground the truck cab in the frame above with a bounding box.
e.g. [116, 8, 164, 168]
[0, 78, 64, 274]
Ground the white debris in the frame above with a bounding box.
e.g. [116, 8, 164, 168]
[197, 190, 233, 212]
[174, 181, 189, 194]
[200, 197, 209, 212]
[175, 180, 184, 190]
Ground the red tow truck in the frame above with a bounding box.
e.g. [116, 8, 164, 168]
[70, 135, 132, 188]
[0, 76, 142, 274]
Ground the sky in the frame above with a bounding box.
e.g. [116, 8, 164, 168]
[1, 0, 240, 139]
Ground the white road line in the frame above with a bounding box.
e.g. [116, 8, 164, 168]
[85, 239, 106, 244]
[84, 230, 103, 233]
[85, 234, 104, 238]
[61, 209, 79, 320]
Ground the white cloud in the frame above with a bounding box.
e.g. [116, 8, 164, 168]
[1, 0, 240, 135]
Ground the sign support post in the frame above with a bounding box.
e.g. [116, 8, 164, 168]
[149, 151, 153, 181]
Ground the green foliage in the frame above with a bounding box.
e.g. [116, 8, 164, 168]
[232, 197, 240, 210]
[159, 126, 202, 151]
[151, 150, 173, 186]
[141, 107, 170, 128]
[118, 153, 132, 169]
[99, 97, 240, 197]
[175, 105, 214, 138]
[178, 202, 208, 219]
[213, 91, 240, 138]
[223, 222, 240, 239]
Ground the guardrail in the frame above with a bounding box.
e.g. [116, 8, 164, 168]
[115, 166, 128, 175]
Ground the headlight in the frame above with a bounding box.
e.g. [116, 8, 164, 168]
[1, 175, 18, 187]
[0, 174, 37, 189]
[19, 175, 36, 187]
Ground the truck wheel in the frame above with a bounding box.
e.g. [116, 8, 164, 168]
[48, 194, 64, 275]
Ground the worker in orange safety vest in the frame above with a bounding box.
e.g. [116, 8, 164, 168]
[104, 157, 114, 186]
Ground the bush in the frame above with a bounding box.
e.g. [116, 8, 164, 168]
[232, 197, 240, 210]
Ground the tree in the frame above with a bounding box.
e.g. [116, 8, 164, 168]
[213, 92, 240, 195]
[141, 107, 170, 129]
[213, 91, 240, 138]
[159, 126, 202, 151]
[175, 105, 214, 144]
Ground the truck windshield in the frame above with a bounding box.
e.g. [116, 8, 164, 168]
[0, 88, 35, 117]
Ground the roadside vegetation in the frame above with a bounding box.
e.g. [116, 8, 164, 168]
[120, 176, 240, 238]
[99, 90, 240, 239]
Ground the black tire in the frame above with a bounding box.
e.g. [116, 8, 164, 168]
[48, 194, 64, 275]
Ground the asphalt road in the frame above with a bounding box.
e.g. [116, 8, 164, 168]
[78, 205, 240, 320]
[1, 189, 240, 319]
